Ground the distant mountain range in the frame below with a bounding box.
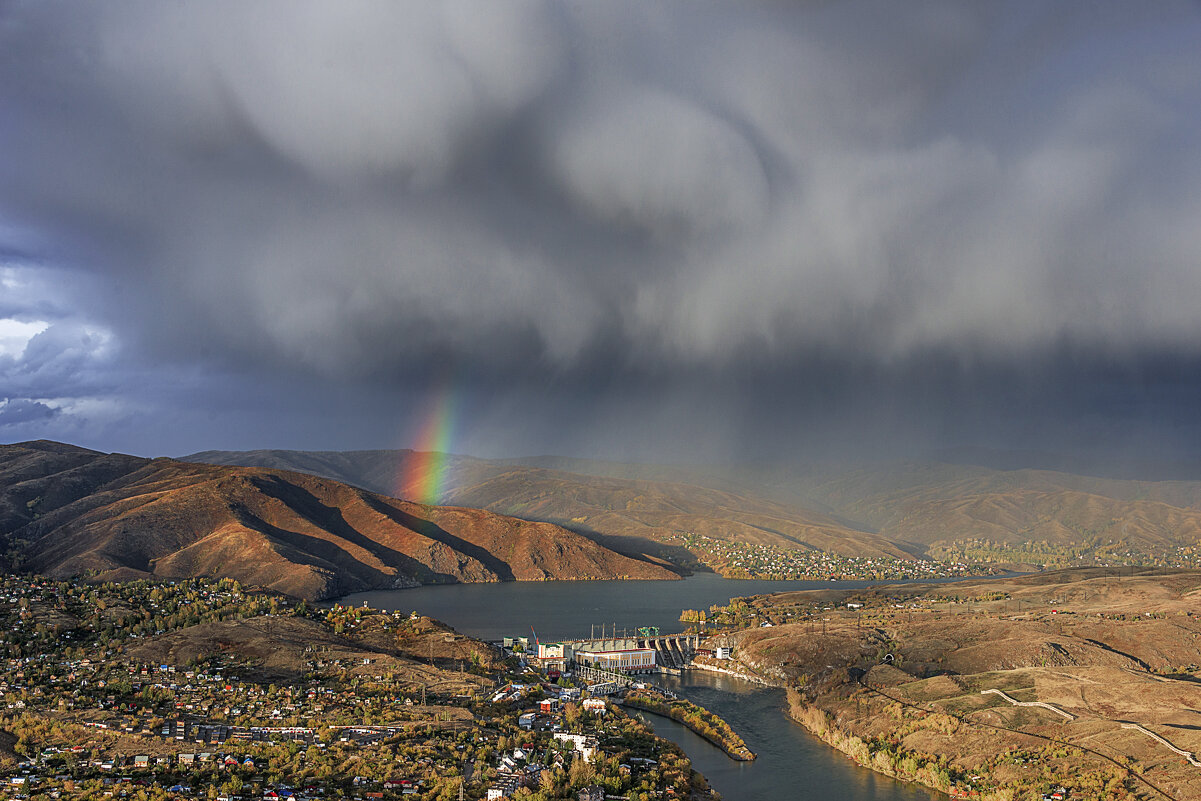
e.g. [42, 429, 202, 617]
[185, 447, 1201, 568]
[0, 441, 677, 600]
[184, 448, 917, 564]
[791, 461, 1201, 550]
[5, 439, 1198, 599]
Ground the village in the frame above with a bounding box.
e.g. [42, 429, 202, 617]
[0, 576, 716, 801]
[669, 533, 982, 581]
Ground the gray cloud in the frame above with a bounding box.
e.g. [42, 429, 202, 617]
[2, 1, 1201, 459]
[0, 398, 58, 427]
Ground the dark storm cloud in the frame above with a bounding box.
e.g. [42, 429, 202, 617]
[2, 0, 1200, 458]
[0, 398, 58, 427]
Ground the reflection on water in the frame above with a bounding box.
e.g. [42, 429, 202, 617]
[337, 574, 952, 801]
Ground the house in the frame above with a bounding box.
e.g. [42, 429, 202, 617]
[553, 733, 599, 763]
[487, 774, 519, 800]
[582, 699, 606, 715]
[578, 787, 605, 801]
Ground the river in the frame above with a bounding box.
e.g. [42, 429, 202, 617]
[336, 573, 945, 801]
[648, 671, 939, 801]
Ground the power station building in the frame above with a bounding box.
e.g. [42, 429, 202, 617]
[573, 638, 657, 672]
[535, 638, 657, 674]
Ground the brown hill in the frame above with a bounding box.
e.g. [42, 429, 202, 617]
[440, 466, 913, 559]
[185, 447, 488, 501]
[125, 613, 497, 688]
[183, 448, 916, 561]
[728, 569, 1201, 801]
[0, 441, 677, 600]
[186, 448, 1201, 565]
[794, 463, 1201, 555]
[739, 567, 1201, 679]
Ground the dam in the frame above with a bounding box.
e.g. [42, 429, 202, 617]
[528, 629, 701, 674]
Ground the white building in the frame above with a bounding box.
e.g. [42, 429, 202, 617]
[573, 638, 655, 672]
[553, 732, 600, 763]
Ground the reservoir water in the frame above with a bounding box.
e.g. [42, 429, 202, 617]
[338, 571, 962, 642]
[338, 573, 945, 801]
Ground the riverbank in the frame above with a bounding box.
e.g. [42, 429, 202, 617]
[652, 671, 943, 801]
[344, 576, 953, 800]
[689, 657, 777, 686]
[706, 569, 1201, 801]
[786, 688, 958, 799]
[623, 691, 757, 761]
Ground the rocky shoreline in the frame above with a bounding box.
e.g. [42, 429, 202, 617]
[688, 657, 778, 686]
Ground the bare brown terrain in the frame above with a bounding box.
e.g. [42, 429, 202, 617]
[126, 612, 497, 692]
[184, 448, 923, 562]
[791, 464, 1201, 560]
[186, 449, 1201, 570]
[706, 569, 1201, 800]
[0, 441, 678, 600]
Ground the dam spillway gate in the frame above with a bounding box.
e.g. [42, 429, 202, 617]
[638, 633, 700, 669]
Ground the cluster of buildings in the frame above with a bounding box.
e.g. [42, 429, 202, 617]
[672, 533, 978, 581]
[486, 689, 605, 801]
[530, 638, 657, 675]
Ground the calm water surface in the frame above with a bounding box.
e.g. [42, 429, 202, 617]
[648, 671, 940, 801]
[338, 574, 952, 801]
[338, 571, 957, 642]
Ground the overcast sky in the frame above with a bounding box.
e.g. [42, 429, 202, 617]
[2, 1, 1201, 466]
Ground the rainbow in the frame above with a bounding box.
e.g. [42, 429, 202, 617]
[397, 384, 457, 505]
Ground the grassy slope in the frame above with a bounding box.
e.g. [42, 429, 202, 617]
[722, 569, 1201, 800]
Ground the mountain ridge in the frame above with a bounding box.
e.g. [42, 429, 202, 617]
[183, 448, 1201, 568]
[182, 448, 917, 563]
[1, 442, 679, 600]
